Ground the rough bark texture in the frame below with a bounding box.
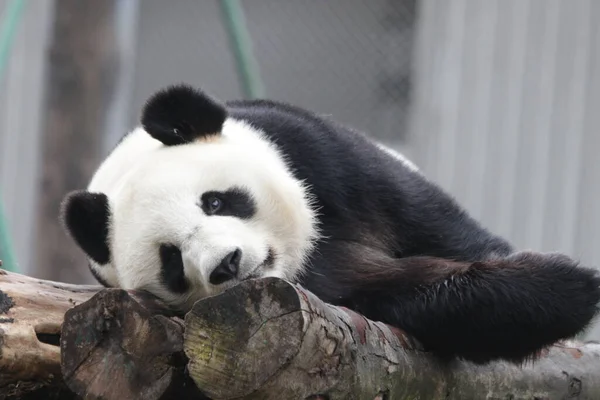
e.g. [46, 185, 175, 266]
[184, 277, 600, 400]
[0, 269, 100, 399]
[60, 288, 207, 400]
[33, 0, 122, 284]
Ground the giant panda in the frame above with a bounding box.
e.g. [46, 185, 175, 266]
[60, 84, 600, 365]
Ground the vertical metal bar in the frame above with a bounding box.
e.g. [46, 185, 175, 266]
[219, 0, 265, 99]
[0, 0, 26, 272]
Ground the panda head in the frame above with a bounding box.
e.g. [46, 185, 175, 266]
[60, 84, 320, 311]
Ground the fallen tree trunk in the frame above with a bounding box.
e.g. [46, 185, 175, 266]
[183, 278, 600, 400]
[0, 268, 101, 399]
[4, 267, 600, 400]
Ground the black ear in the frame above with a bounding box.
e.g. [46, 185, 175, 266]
[60, 190, 111, 265]
[141, 84, 228, 146]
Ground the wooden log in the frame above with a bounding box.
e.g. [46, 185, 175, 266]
[0, 268, 101, 399]
[4, 266, 600, 400]
[60, 288, 207, 400]
[184, 277, 600, 400]
[0, 268, 203, 400]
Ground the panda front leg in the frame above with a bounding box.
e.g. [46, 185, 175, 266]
[302, 242, 600, 365]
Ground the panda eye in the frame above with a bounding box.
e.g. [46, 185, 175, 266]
[206, 196, 223, 214]
[200, 188, 256, 219]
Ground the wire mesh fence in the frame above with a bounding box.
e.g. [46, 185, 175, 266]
[131, 0, 418, 148]
[242, 0, 418, 143]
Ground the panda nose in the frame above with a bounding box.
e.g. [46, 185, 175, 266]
[209, 248, 241, 285]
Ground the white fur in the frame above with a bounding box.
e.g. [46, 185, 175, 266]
[87, 119, 320, 311]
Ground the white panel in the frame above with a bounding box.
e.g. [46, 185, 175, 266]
[481, 0, 529, 237]
[574, 0, 600, 339]
[409, 0, 600, 339]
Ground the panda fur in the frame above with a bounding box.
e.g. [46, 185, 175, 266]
[61, 84, 600, 365]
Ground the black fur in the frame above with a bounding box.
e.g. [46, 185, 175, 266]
[141, 84, 227, 146]
[60, 190, 111, 265]
[223, 96, 600, 365]
[200, 187, 256, 219]
[159, 244, 190, 293]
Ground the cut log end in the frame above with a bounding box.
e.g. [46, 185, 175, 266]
[184, 278, 305, 399]
[60, 288, 206, 400]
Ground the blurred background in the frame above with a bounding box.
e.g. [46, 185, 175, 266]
[0, 0, 599, 338]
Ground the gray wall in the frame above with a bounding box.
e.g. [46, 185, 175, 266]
[409, 0, 600, 338]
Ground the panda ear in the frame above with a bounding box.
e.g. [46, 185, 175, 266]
[141, 84, 228, 146]
[60, 190, 111, 265]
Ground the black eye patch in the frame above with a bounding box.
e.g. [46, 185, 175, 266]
[200, 187, 256, 219]
[159, 244, 189, 293]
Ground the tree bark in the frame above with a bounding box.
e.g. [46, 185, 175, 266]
[0, 269, 100, 399]
[184, 277, 600, 400]
[33, 0, 123, 284]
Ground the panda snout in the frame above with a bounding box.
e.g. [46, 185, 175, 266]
[209, 248, 242, 285]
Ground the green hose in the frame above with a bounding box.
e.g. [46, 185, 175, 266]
[219, 0, 265, 99]
[0, 201, 16, 272]
[0, 0, 25, 77]
[0, 0, 27, 272]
